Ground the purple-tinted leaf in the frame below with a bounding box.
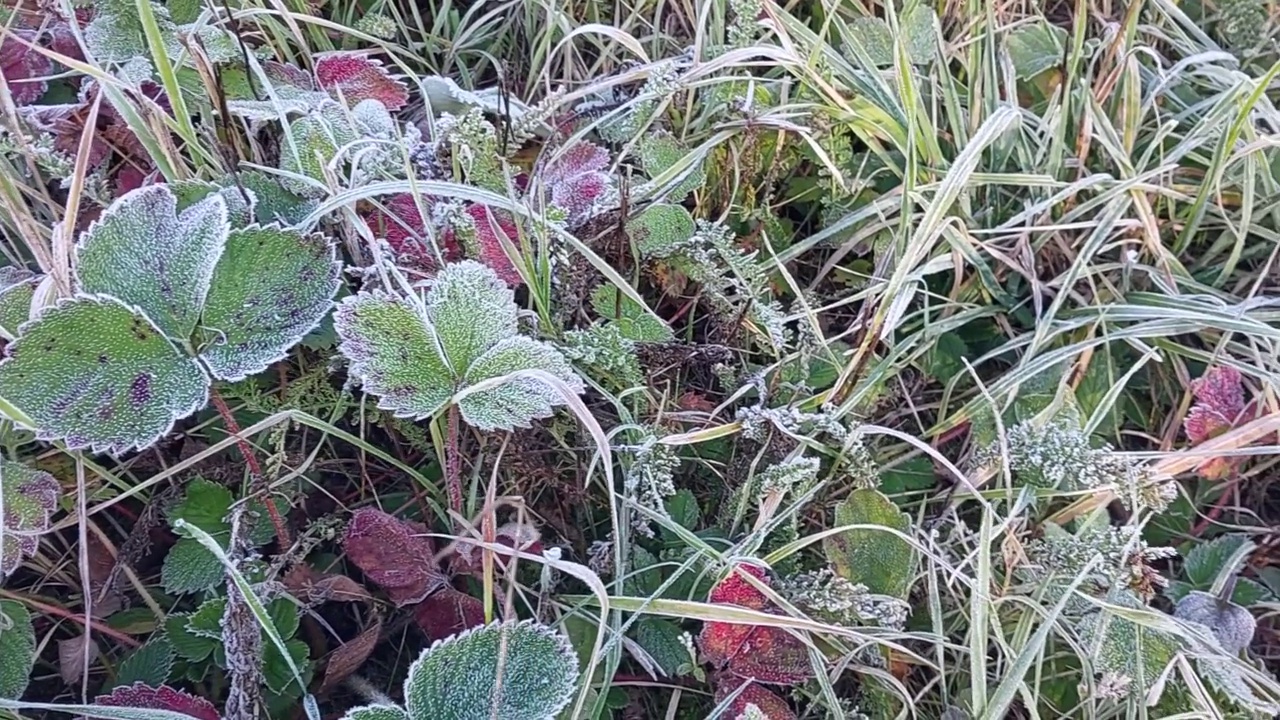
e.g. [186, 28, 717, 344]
[93, 682, 221, 720]
[0, 30, 54, 105]
[343, 507, 447, 606]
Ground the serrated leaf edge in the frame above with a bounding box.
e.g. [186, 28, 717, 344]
[0, 293, 211, 455]
[199, 223, 342, 382]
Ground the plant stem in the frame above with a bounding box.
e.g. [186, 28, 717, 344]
[209, 386, 292, 547]
[446, 404, 462, 520]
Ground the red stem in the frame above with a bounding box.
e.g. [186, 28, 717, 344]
[0, 589, 140, 647]
[209, 387, 292, 547]
[446, 404, 462, 520]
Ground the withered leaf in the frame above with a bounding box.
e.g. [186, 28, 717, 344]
[319, 618, 382, 694]
[343, 507, 446, 606]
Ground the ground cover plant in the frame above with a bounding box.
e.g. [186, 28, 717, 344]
[0, 0, 1279, 716]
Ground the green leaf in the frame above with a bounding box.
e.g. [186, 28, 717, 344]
[75, 185, 228, 342]
[268, 598, 300, 639]
[823, 488, 916, 599]
[334, 291, 453, 420]
[403, 620, 580, 720]
[0, 460, 58, 577]
[631, 618, 690, 677]
[0, 296, 209, 454]
[280, 101, 358, 198]
[458, 336, 584, 431]
[171, 180, 256, 229]
[424, 259, 519, 373]
[197, 225, 340, 381]
[160, 537, 225, 595]
[1005, 20, 1068, 79]
[1184, 534, 1248, 588]
[638, 131, 705, 199]
[112, 637, 176, 688]
[168, 478, 233, 534]
[341, 706, 409, 720]
[1198, 657, 1280, 715]
[879, 456, 935, 495]
[1084, 590, 1181, 701]
[845, 7, 936, 66]
[234, 171, 318, 226]
[665, 489, 700, 531]
[186, 598, 225, 640]
[264, 638, 311, 694]
[336, 262, 584, 431]
[627, 204, 694, 258]
[164, 612, 217, 663]
[0, 600, 35, 699]
[0, 268, 37, 340]
[589, 286, 672, 342]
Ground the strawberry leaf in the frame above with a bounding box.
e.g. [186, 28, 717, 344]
[93, 682, 221, 720]
[75, 185, 229, 342]
[197, 225, 341, 382]
[314, 52, 410, 111]
[1184, 365, 1247, 479]
[0, 600, 36, 699]
[0, 296, 209, 454]
[0, 30, 54, 105]
[343, 507, 447, 606]
[0, 268, 38, 341]
[403, 620, 579, 720]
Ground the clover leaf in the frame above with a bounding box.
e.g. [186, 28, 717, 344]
[335, 260, 584, 431]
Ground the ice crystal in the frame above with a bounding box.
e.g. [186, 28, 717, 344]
[623, 433, 680, 537]
[780, 568, 909, 630]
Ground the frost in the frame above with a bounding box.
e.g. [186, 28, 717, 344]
[627, 203, 696, 257]
[0, 296, 209, 454]
[535, 141, 615, 228]
[315, 52, 411, 111]
[403, 620, 579, 720]
[76, 184, 229, 341]
[699, 564, 814, 685]
[334, 261, 584, 431]
[0, 185, 338, 453]
[343, 507, 447, 606]
[0, 461, 58, 578]
[0, 600, 36, 699]
[1184, 365, 1247, 479]
[822, 488, 916, 600]
[93, 681, 221, 720]
[198, 226, 341, 381]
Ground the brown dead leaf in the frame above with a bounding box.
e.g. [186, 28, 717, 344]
[284, 564, 373, 606]
[58, 633, 100, 685]
[318, 618, 382, 695]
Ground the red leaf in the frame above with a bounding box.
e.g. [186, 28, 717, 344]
[537, 141, 612, 227]
[361, 194, 460, 271]
[343, 507, 447, 606]
[462, 204, 523, 286]
[265, 60, 314, 91]
[1184, 365, 1247, 479]
[94, 683, 221, 720]
[698, 563, 814, 686]
[314, 52, 409, 111]
[714, 680, 796, 720]
[413, 586, 485, 642]
[1, 30, 54, 105]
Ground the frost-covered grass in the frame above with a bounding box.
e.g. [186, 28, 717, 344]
[0, 0, 1279, 717]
